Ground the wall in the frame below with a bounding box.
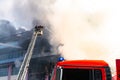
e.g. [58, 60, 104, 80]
[0, 75, 17, 80]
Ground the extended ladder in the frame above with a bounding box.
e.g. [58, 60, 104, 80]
[16, 25, 43, 80]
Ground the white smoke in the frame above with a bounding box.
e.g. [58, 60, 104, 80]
[1, 0, 120, 75]
[0, 0, 15, 27]
[0, 0, 54, 29]
[48, 0, 120, 75]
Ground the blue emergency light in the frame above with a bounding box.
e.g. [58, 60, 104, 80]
[58, 57, 64, 61]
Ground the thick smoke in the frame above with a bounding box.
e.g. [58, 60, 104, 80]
[48, 0, 120, 75]
[1, 0, 120, 75]
[0, 20, 22, 48]
[0, 20, 16, 38]
[12, 0, 55, 29]
[0, 0, 54, 29]
[0, 0, 14, 23]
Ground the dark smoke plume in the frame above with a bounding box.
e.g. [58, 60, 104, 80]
[12, 0, 55, 29]
[0, 20, 16, 40]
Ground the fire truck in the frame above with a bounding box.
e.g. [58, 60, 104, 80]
[51, 57, 112, 80]
[116, 59, 120, 80]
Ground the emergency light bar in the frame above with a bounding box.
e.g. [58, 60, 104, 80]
[58, 57, 64, 61]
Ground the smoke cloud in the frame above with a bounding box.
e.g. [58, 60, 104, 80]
[1, 0, 120, 75]
[0, 0, 54, 29]
[48, 0, 120, 75]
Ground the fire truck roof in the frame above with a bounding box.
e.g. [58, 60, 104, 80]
[57, 60, 109, 67]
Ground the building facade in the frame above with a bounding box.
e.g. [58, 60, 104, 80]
[0, 23, 59, 80]
[0, 48, 58, 80]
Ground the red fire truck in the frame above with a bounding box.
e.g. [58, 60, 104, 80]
[51, 57, 112, 80]
[116, 59, 120, 80]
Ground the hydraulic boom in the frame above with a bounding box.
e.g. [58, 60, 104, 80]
[16, 25, 44, 80]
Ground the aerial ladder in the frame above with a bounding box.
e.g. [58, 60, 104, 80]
[16, 25, 44, 80]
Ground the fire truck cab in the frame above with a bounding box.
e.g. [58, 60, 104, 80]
[51, 57, 112, 80]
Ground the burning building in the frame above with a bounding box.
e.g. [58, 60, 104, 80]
[0, 20, 59, 80]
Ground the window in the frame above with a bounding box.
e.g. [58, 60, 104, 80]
[12, 66, 19, 75]
[61, 68, 102, 80]
[105, 67, 112, 80]
[0, 51, 23, 61]
[94, 69, 102, 80]
[56, 68, 62, 80]
[0, 66, 8, 76]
